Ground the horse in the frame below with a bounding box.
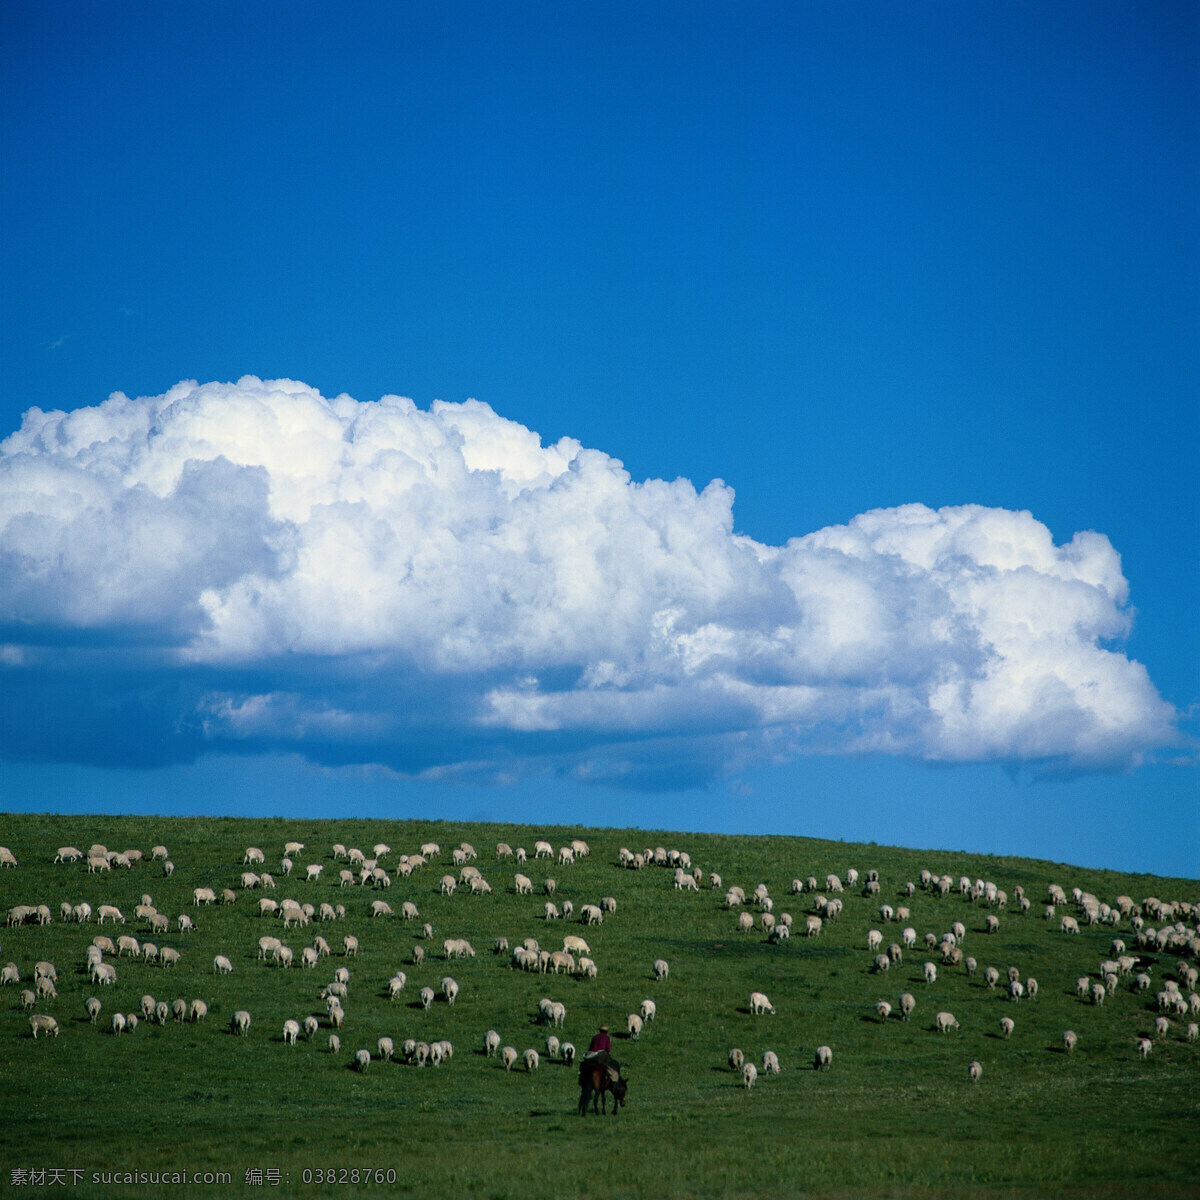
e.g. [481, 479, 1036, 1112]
[578, 1055, 627, 1116]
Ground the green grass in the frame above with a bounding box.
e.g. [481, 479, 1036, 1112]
[0, 812, 1197, 1199]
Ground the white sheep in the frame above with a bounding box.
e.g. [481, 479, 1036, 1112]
[814, 1045, 833, 1071]
[1137, 1036, 1152, 1059]
[190, 999, 208, 1022]
[968, 1060, 983, 1082]
[876, 999, 892, 1022]
[283, 1019, 301, 1045]
[728, 1047, 744, 1071]
[86, 996, 101, 1023]
[484, 1029, 501, 1056]
[441, 976, 459, 1004]
[935, 1011, 960, 1033]
[654, 959, 670, 981]
[523, 1048, 540, 1072]
[924, 962, 938, 984]
[742, 1062, 758, 1089]
[627, 1013, 644, 1039]
[420, 986, 435, 1010]
[749, 991, 775, 1015]
[762, 1050, 781, 1074]
[640, 998, 656, 1022]
[501, 1046, 518, 1070]
[30, 1014, 59, 1038]
[1063, 1030, 1077, 1053]
[356, 1049, 371, 1072]
[999, 1016, 1015, 1039]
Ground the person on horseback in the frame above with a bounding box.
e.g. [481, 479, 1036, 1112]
[581, 1023, 619, 1076]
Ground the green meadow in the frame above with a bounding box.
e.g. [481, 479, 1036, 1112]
[0, 812, 1196, 1200]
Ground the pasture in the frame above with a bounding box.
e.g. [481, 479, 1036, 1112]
[0, 812, 1196, 1199]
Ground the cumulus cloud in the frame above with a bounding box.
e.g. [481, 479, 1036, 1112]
[0, 376, 1179, 782]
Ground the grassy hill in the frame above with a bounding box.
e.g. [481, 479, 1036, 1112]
[0, 811, 1196, 1199]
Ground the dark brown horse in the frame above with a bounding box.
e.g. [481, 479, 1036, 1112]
[578, 1055, 627, 1116]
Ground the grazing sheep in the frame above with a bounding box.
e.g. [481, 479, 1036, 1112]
[984, 966, 1000, 989]
[523, 1048, 540, 1072]
[172, 999, 187, 1022]
[728, 1047, 744, 1071]
[377, 1036, 394, 1061]
[899, 993, 916, 1021]
[283, 1020, 301, 1045]
[1063, 1030, 1078, 1053]
[876, 1000, 892, 1022]
[420, 987, 435, 1010]
[441, 977, 459, 1004]
[389, 972, 407, 1000]
[343, 935, 359, 957]
[156, 1001, 169, 1024]
[742, 1062, 758, 1089]
[19, 989, 35, 1010]
[627, 1013, 643, 1039]
[1000, 1017, 1015, 1039]
[328, 1034, 341, 1054]
[762, 1050, 781, 1074]
[1091, 983, 1106, 1007]
[501, 1046, 518, 1071]
[924, 962, 938, 985]
[86, 996, 101, 1023]
[640, 998, 657, 1023]
[1155, 1016, 1170, 1039]
[1137, 1037, 1152, 1059]
[749, 991, 775, 1015]
[654, 959, 670, 982]
[30, 1014, 59, 1038]
[484, 1029, 501, 1056]
[356, 1049, 371, 1072]
[935, 1011, 960, 1033]
[968, 1060, 983, 1082]
[561, 1042, 576, 1064]
[190, 1000, 208, 1022]
[814, 1045, 833, 1071]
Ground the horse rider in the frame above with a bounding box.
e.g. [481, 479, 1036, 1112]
[582, 1023, 619, 1077]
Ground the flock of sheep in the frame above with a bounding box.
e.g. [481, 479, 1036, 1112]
[3, 830, 1198, 1101]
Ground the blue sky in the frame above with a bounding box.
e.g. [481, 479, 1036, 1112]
[1, 1, 1196, 877]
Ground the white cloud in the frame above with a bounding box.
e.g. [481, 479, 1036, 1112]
[0, 377, 1180, 779]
